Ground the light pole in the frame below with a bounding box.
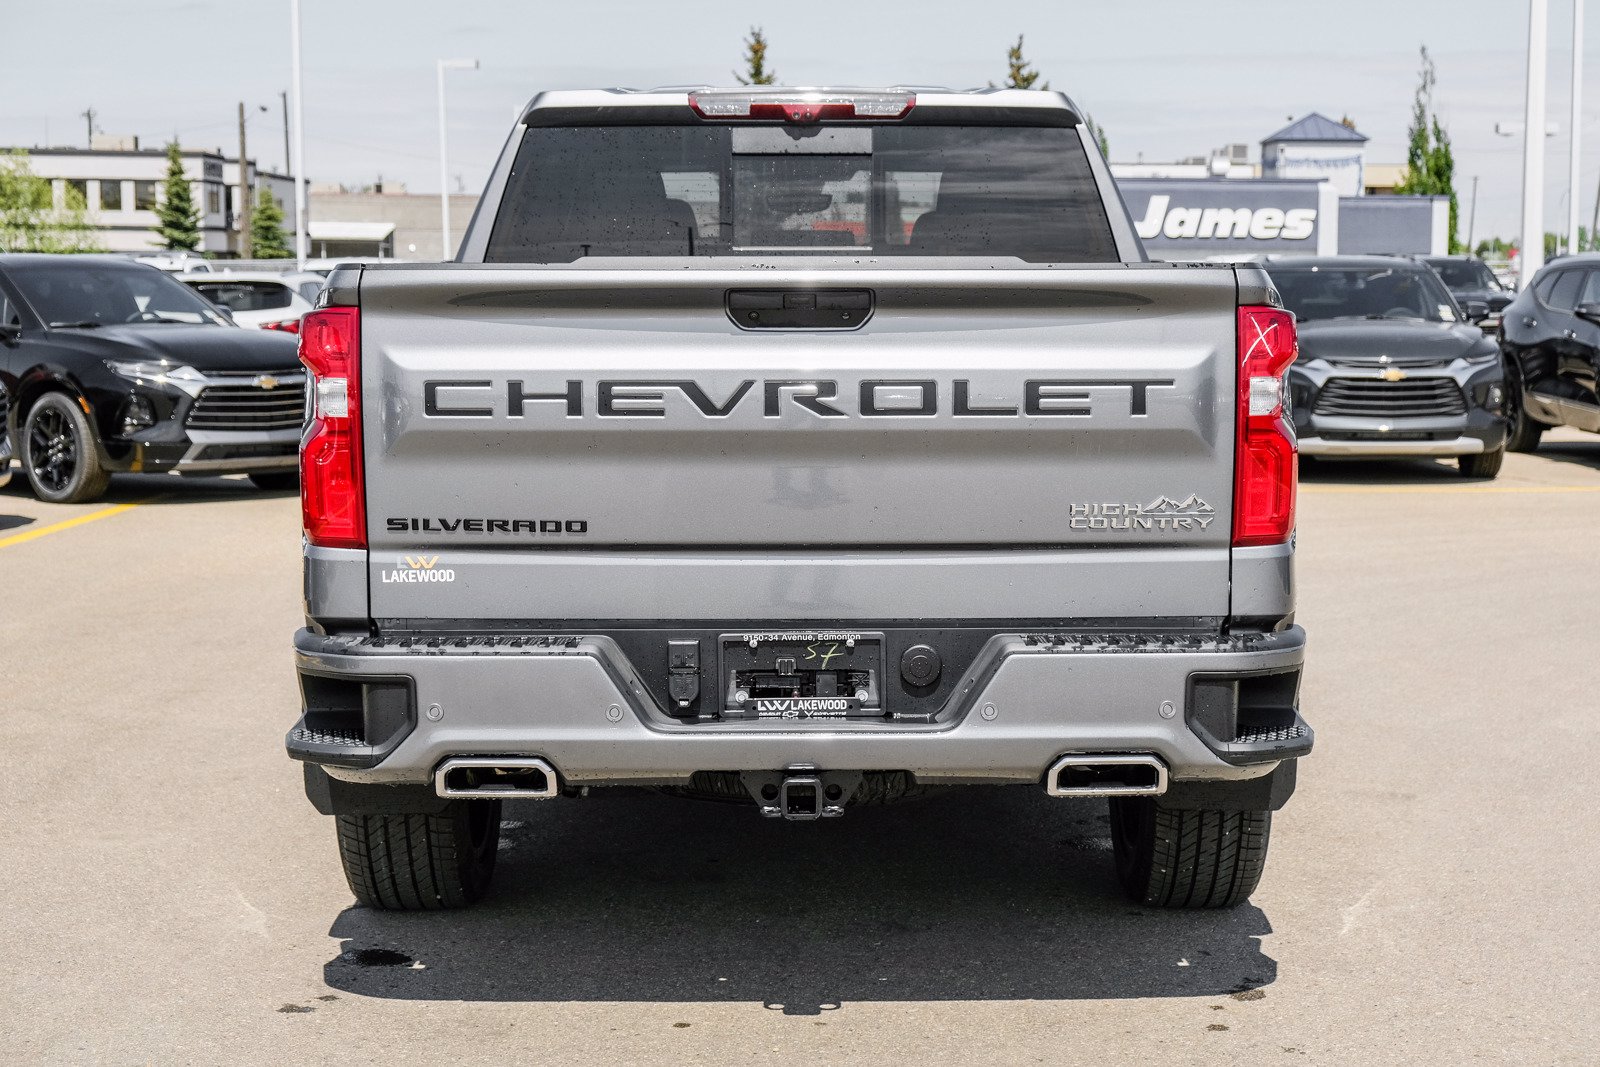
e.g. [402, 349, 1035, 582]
[1569, 0, 1585, 254]
[289, 0, 308, 268]
[1521, 0, 1550, 286]
[437, 58, 479, 261]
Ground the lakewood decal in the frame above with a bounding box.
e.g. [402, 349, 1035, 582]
[381, 554, 456, 584]
[1069, 495, 1216, 532]
[1134, 195, 1316, 242]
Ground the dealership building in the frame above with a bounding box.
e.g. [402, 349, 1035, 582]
[6, 136, 301, 256]
[1109, 113, 1449, 261]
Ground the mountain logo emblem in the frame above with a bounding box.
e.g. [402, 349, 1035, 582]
[1137, 495, 1214, 517]
[403, 555, 440, 570]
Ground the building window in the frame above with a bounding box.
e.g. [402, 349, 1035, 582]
[207, 185, 222, 215]
[63, 179, 89, 209]
[99, 180, 123, 211]
[134, 180, 158, 211]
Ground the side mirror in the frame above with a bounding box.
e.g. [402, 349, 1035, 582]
[0, 322, 21, 346]
[1576, 302, 1600, 325]
[1463, 300, 1490, 323]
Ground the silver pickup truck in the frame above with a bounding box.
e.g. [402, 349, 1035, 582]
[287, 86, 1311, 912]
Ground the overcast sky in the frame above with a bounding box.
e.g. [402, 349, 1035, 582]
[4, 0, 1594, 243]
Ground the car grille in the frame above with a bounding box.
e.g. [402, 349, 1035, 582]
[1327, 356, 1449, 369]
[1312, 377, 1467, 418]
[185, 375, 306, 432]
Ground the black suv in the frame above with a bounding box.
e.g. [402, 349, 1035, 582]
[0, 255, 304, 503]
[1412, 254, 1514, 332]
[1263, 256, 1507, 477]
[1499, 254, 1600, 451]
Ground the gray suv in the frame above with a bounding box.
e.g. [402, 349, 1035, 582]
[1265, 256, 1507, 477]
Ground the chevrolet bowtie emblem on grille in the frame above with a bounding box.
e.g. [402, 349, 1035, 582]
[403, 555, 440, 569]
[1380, 368, 1408, 382]
[253, 374, 280, 390]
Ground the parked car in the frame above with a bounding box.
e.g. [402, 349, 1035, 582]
[0, 254, 305, 503]
[1498, 253, 1600, 451]
[179, 271, 323, 333]
[1410, 254, 1513, 332]
[127, 251, 213, 273]
[1263, 256, 1507, 477]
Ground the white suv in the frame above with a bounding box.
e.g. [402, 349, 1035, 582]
[179, 271, 324, 333]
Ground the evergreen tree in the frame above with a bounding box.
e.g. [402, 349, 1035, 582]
[0, 150, 102, 252]
[1394, 47, 1461, 253]
[250, 186, 292, 259]
[994, 35, 1109, 157]
[1001, 34, 1046, 90]
[155, 140, 201, 251]
[735, 28, 776, 85]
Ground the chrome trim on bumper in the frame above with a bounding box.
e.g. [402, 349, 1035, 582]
[1299, 435, 1485, 457]
[174, 427, 301, 472]
[1045, 753, 1169, 797]
[434, 756, 560, 799]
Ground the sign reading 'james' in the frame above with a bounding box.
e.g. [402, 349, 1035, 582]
[1116, 177, 1335, 258]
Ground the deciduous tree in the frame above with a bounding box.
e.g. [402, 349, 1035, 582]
[1394, 47, 1460, 253]
[0, 150, 102, 252]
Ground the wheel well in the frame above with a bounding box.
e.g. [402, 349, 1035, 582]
[12, 379, 86, 433]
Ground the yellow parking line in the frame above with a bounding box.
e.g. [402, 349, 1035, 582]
[0, 497, 160, 549]
[1303, 484, 1600, 495]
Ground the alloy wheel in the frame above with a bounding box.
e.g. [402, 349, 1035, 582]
[28, 407, 77, 494]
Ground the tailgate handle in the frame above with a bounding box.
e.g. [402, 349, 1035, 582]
[728, 289, 873, 329]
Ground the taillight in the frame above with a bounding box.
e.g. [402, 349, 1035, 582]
[1233, 306, 1298, 547]
[298, 307, 364, 549]
[262, 318, 301, 334]
[688, 89, 914, 122]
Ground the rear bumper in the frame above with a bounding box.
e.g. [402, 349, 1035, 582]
[288, 625, 1311, 788]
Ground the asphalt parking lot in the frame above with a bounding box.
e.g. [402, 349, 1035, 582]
[3, 433, 1598, 1065]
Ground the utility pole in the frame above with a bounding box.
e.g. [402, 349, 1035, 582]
[1520, 0, 1550, 286]
[280, 90, 291, 174]
[436, 58, 479, 261]
[1467, 175, 1480, 251]
[290, 0, 308, 268]
[81, 107, 96, 146]
[1570, 0, 1585, 254]
[238, 102, 254, 259]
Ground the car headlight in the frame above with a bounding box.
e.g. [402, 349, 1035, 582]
[104, 359, 209, 397]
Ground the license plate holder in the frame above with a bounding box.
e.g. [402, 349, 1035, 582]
[718, 630, 885, 719]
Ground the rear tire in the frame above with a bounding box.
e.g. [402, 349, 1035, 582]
[1457, 448, 1504, 479]
[335, 799, 501, 910]
[1108, 796, 1270, 908]
[248, 471, 299, 492]
[22, 392, 111, 504]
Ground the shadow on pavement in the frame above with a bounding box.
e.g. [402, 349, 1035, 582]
[323, 786, 1276, 1014]
[0, 513, 33, 532]
[0, 472, 296, 506]
[1299, 455, 1468, 486]
[1531, 438, 1600, 474]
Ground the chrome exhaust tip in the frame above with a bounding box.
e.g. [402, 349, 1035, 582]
[434, 757, 560, 799]
[1045, 754, 1168, 798]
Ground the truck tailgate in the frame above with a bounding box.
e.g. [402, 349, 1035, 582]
[358, 266, 1238, 622]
